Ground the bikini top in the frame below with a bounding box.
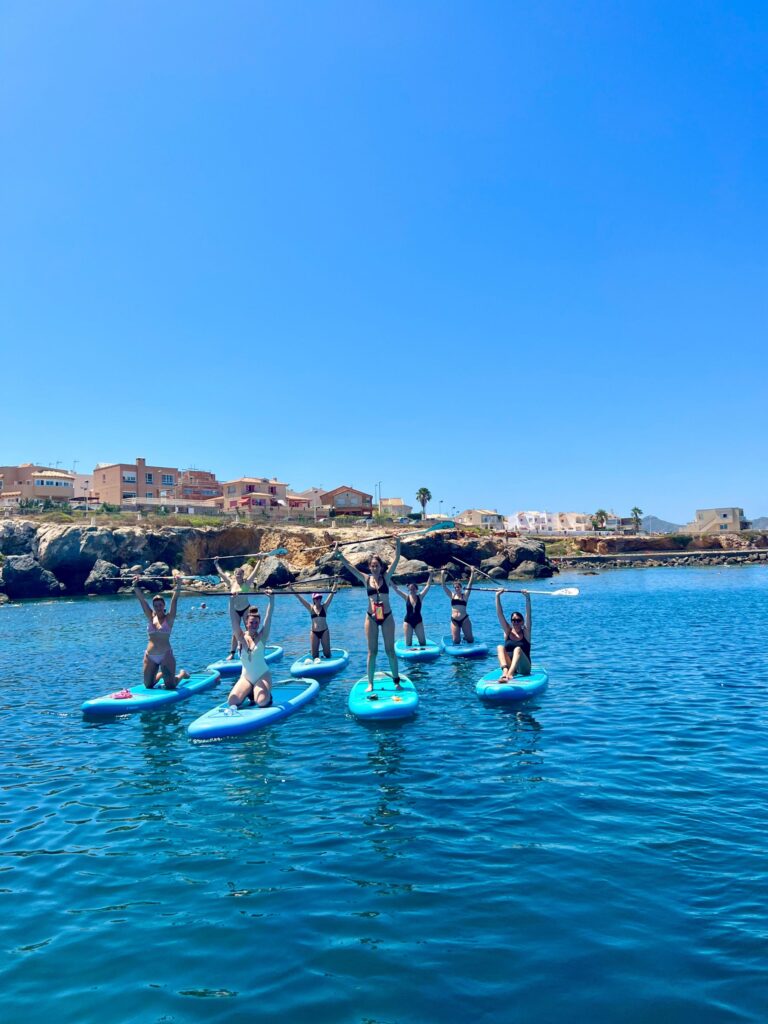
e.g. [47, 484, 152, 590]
[366, 577, 389, 597]
[451, 595, 467, 607]
[148, 618, 171, 635]
[310, 605, 327, 619]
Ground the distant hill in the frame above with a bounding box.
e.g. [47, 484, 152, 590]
[750, 516, 768, 530]
[642, 515, 683, 534]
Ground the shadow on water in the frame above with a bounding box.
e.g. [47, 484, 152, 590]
[361, 728, 408, 859]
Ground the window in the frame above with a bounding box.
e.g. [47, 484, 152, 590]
[123, 492, 137, 499]
[122, 473, 137, 483]
[269, 486, 276, 495]
[146, 492, 154, 498]
[145, 473, 154, 484]
[720, 524, 728, 530]
[36, 480, 44, 486]
[161, 474, 174, 486]
[721, 513, 728, 519]
[227, 486, 236, 495]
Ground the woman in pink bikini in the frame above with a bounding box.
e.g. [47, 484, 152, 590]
[133, 574, 189, 689]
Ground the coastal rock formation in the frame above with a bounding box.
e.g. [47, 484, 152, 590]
[391, 558, 431, 582]
[1, 554, 66, 599]
[509, 559, 553, 580]
[0, 519, 38, 556]
[253, 555, 296, 589]
[83, 559, 122, 595]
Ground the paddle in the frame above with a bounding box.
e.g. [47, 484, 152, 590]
[452, 555, 579, 596]
[306, 519, 457, 554]
[474, 586, 580, 597]
[203, 546, 289, 562]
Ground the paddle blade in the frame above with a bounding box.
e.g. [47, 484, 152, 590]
[259, 547, 288, 557]
[422, 520, 455, 534]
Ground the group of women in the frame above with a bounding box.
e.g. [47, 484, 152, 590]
[132, 543, 533, 714]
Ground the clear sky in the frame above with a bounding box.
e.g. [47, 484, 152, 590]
[1, 1, 766, 523]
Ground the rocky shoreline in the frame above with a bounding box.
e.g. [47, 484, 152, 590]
[0, 520, 553, 603]
[554, 550, 768, 572]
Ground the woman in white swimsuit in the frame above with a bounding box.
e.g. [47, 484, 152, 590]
[225, 587, 275, 711]
[133, 574, 190, 689]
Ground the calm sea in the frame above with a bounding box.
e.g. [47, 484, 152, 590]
[1, 567, 767, 1024]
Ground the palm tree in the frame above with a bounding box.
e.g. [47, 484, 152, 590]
[630, 506, 643, 533]
[592, 508, 608, 530]
[416, 487, 432, 520]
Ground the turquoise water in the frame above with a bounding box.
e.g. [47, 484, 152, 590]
[1, 567, 767, 1024]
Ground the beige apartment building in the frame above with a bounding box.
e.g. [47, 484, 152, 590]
[456, 508, 505, 529]
[320, 486, 373, 517]
[93, 458, 180, 505]
[0, 464, 75, 505]
[178, 469, 222, 502]
[682, 508, 750, 535]
[381, 497, 413, 518]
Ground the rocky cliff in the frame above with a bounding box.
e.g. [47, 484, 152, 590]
[0, 520, 553, 602]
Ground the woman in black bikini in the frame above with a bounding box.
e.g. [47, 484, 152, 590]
[392, 575, 433, 648]
[293, 586, 337, 659]
[335, 539, 401, 692]
[495, 589, 532, 679]
[441, 569, 476, 644]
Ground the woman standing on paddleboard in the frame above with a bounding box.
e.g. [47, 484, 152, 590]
[225, 587, 275, 711]
[495, 589, 532, 679]
[392, 575, 433, 648]
[214, 559, 261, 659]
[134, 574, 190, 689]
[335, 540, 402, 692]
[292, 586, 338, 659]
[441, 570, 477, 644]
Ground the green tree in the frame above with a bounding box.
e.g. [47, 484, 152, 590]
[416, 487, 432, 520]
[591, 508, 608, 530]
[630, 506, 643, 533]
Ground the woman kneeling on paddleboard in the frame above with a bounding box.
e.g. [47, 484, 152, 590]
[225, 588, 275, 711]
[293, 586, 338, 659]
[392, 575, 433, 648]
[441, 570, 476, 644]
[134, 575, 190, 690]
[335, 540, 402, 694]
[495, 589, 532, 679]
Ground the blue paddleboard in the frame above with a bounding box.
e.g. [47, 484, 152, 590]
[82, 669, 221, 717]
[207, 644, 283, 678]
[289, 648, 350, 679]
[188, 678, 320, 739]
[476, 666, 548, 702]
[441, 635, 489, 658]
[394, 638, 441, 662]
[348, 672, 418, 721]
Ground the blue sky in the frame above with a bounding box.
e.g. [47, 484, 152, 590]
[1, 1, 766, 522]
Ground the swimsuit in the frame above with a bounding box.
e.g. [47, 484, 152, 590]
[146, 617, 173, 664]
[504, 629, 531, 658]
[240, 636, 269, 683]
[366, 577, 392, 624]
[451, 596, 468, 627]
[310, 605, 328, 636]
[404, 594, 423, 627]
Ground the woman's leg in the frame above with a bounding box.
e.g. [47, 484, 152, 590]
[310, 630, 320, 658]
[404, 622, 413, 646]
[509, 648, 531, 678]
[227, 675, 252, 707]
[365, 616, 379, 688]
[462, 616, 475, 643]
[251, 670, 273, 707]
[143, 653, 158, 688]
[450, 619, 461, 644]
[381, 616, 400, 684]
[414, 622, 427, 646]
[497, 645, 512, 678]
[320, 630, 331, 657]
[226, 632, 239, 659]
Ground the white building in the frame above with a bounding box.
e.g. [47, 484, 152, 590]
[296, 487, 325, 510]
[507, 511, 594, 534]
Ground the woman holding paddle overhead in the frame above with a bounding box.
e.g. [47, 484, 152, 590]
[293, 586, 338, 659]
[214, 559, 261, 659]
[225, 587, 275, 712]
[334, 539, 402, 693]
[441, 569, 476, 644]
[495, 589, 532, 680]
[391, 575, 433, 648]
[134, 574, 190, 690]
